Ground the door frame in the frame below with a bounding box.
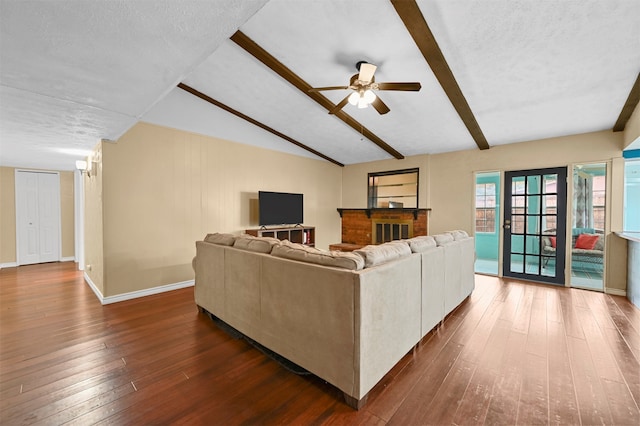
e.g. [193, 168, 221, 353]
[15, 169, 62, 266]
[502, 167, 568, 285]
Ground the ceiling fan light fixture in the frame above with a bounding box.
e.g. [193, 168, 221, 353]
[357, 97, 369, 109]
[363, 89, 376, 104]
[348, 92, 360, 106]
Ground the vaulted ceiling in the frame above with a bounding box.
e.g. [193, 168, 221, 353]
[1, 0, 639, 171]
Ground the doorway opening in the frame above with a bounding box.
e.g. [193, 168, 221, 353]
[570, 163, 606, 291]
[474, 172, 500, 275]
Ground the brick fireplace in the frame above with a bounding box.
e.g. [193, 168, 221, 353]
[337, 208, 429, 246]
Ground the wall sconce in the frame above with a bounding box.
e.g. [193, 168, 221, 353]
[76, 158, 97, 177]
[76, 160, 88, 175]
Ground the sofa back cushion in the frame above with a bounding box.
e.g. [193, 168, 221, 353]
[233, 234, 280, 253]
[406, 236, 437, 253]
[204, 232, 236, 246]
[354, 241, 412, 268]
[272, 240, 364, 270]
[447, 230, 469, 241]
[433, 233, 455, 246]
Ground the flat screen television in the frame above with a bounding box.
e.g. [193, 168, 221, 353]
[259, 191, 304, 226]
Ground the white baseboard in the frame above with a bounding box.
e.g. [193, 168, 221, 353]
[1, 259, 74, 269]
[83, 272, 105, 303]
[102, 280, 194, 305]
[605, 287, 627, 297]
[82, 275, 194, 305]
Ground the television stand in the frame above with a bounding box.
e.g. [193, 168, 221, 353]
[245, 226, 315, 247]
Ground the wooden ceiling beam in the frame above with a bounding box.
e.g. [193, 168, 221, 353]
[230, 31, 405, 160]
[177, 83, 344, 167]
[613, 72, 640, 132]
[391, 0, 490, 150]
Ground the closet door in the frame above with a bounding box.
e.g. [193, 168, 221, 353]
[16, 171, 60, 265]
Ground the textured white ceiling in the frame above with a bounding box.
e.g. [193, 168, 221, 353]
[0, 0, 267, 170]
[1, 0, 638, 170]
[419, 0, 640, 145]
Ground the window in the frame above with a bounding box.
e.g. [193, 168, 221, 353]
[624, 158, 640, 231]
[476, 183, 496, 233]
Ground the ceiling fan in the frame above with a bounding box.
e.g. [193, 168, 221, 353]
[309, 61, 421, 115]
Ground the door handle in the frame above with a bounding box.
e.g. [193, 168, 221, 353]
[504, 225, 510, 229]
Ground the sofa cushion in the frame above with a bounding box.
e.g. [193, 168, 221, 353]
[272, 240, 364, 270]
[434, 233, 455, 246]
[575, 234, 599, 250]
[203, 232, 236, 246]
[354, 241, 412, 268]
[448, 230, 469, 240]
[406, 236, 437, 253]
[233, 234, 280, 253]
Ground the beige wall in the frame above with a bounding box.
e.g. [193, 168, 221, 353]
[84, 142, 105, 295]
[0, 167, 75, 265]
[343, 130, 626, 291]
[100, 122, 342, 297]
[0, 167, 16, 264]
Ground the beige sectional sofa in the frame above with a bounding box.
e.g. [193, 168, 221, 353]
[192, 230, 474, 409]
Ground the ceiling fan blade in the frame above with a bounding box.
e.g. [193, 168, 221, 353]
[329, 94, 351, 115]
[376, 82, 422, 91]
[308, 86, 349, 92]
[358, 63, 377, 83]
[371, 96, 390, 115]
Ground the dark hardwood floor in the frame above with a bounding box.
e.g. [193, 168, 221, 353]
[1, 262, 639, 425]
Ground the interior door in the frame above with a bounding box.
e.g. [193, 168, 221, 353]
[16, 170, 61, 265]
[503, 167, 567, 285]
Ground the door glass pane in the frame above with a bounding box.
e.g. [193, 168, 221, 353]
[571, 164, 605, 291]
[542, 219, 556, 234]
[527, 176, 541, 195]
[526, 215, 540, 234]
[511, 235, 524, 253]
[543, 195, 557, 210]
[513, 177, 525, 194]
[542, 257, 555, 276]
[526, 236, 540, 254]
[511, 254, 524, 273]
[527, 195, 541, 214]
[526, 255, 540, 273]
[512, 195, 525, 213]
[543, 174, 558, 194]
[512, 215, 525, 234]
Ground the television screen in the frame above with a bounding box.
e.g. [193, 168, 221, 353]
[259, 191, 304, 226]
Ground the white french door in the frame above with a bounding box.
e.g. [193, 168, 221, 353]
[16, 170, 61, 265]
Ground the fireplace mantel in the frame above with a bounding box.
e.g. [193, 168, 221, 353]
[337, 208, 431, 220]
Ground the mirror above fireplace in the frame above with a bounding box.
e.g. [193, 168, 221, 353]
[368, 168, 419, 209]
